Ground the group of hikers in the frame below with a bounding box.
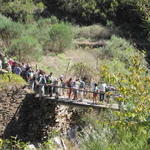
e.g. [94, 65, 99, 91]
[0, 54, 116, 104]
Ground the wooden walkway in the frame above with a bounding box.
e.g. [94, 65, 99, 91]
[36, 95, 119, 110]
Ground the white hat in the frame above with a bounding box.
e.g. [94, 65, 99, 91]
[60, 75, 64, 78]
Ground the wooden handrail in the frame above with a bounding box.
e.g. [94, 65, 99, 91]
[43, 84, 116, 94]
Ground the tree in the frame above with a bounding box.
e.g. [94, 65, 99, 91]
[48, 23, 73, 53]
[0, 14, 24, 48]
[0, 0, 45, 23]
[71, 62, 94, 81]
[10, 35, 42, 62]
[100, 51, 150, 126]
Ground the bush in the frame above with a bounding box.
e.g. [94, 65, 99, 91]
[0, 73, 26, 88]
[22, 24, 39, 37]
[0, 0, 45, 23]
[37, 16, 59, 28]
[0, 137, 27, 150]
[100, 59, 129, 74]
[10, 35, 42, 62]
[71, 62, 94, 81]
[22, 23, 51, 53]
[0, 14, 24, 46]
[81, 125, 150, 150]
[99, 35, 135, 62]
[48, 23, 73, 53]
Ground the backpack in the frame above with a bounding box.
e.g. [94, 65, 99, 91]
[39, 76, 46, 84]
[80, 81, 85, 89]
[46, 76, 52, 84]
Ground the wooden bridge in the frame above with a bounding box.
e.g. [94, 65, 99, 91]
[36, 85, 119, 110]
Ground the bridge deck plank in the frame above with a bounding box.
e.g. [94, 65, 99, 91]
[36, 95, 119, 110]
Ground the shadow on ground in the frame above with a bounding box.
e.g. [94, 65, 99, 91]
[3, 94, 57, 142]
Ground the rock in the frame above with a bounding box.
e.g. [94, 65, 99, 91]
[53, 137, 67, 150]
[0, 85, 88, 144]
[25, 144, 36, 150]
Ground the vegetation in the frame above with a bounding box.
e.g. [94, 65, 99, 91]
[101, 52, 150, 124]
[48, 23, 73, 53]
[71, 62, 94, 81]
[0, 137, 27, 150]
[0, 0, 150, 149]
[10, 35, 42, 62]
[0, 14, 73, 61]
[0, 73, 26, 89]
[0, 0, 44, 23]
[74, 25, 111, 41]
[79, 51, 150, 150]
[99, 35, 134, 59]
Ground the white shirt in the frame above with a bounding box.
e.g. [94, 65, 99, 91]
[0, 59, 2, 69]
[99, 83, 107, 92]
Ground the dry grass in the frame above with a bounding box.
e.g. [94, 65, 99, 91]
[31, 48, 100, 78]
[74, 24, 111, 41]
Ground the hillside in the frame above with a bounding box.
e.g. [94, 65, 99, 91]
[0, 0, 150, 150]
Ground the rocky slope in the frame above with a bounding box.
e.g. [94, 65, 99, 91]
[0, 85, 85, 143]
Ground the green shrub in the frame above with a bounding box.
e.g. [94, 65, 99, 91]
[0, 0, 45, 23]
[0, 137, 27, 150]
[81, 126, 150, 150]
[100, 59, 129, 74]
[0, 14, 24, 46]
[36, 17, 60, 53]
[21, 23, 50, 53]
[99, 35, 135, 62]
[10, 35, 42, 62]
[71, 62, 94, 81]
[37, 16, 59, 28]
[0, 73, 26, 88]
[48, 23, 73, 53]
[22, 24, 39, 37]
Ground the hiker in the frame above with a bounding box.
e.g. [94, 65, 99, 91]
[72, 78, 80, 100]
[99, 82, 107, 101]
[58, 75, 65, 96]
[11, 61, 17, 73]
[46, 72, 54, 96]
[8, 58, 14, 71]
[66, 78, 73, 99]
[33, 69, 40, 92]
[6, 63, 12, 72]
[92, 83, 98, 104]
[53, 78, 59, 99]
[0, 59, 2, 70]
[20, 63, 27, 79]
[38, 74, 47, 99]
[25, 67, 32, 82]
[28, 70, 35, 90]
[78, 78, 85, 101]
[2, 55, 8, 69]
[13, 63, 22, 75]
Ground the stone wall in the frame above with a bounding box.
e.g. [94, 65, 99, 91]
[0, 86, 86, 142]
[0, 85, 28, 138]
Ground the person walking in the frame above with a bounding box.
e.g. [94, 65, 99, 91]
[53, 78, 59, 99]
[66, 78, 73, 99]
[58, 75, 65, 96]
[72, 78, 80, 100]
[78, 78, 85, 101]
[38, 74, 47, 99]
[13, 64, 22, 75]
[0, 59, 2, 70]
[99, 82, 107, 102]
[46, 72, 54, 97]
[92, 83, 98, 104]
